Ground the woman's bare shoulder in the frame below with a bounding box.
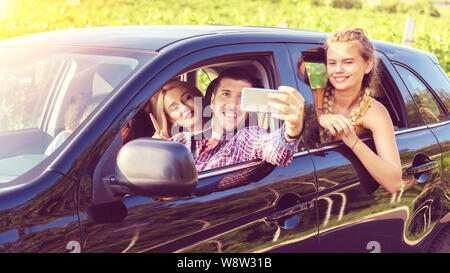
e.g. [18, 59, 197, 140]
[363, 99, 393, 129]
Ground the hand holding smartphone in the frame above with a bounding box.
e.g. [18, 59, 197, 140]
[242, 86, 305, 141]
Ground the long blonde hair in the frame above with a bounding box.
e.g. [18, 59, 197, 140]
[321, 28, 378, 141]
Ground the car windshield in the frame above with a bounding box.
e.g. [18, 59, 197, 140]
[0, 46, 154, 183]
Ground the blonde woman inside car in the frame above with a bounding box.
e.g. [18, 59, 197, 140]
[121, 79, 205, 144]
[150, 79, 205, 139]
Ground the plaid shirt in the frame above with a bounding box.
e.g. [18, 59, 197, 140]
[171, 125, 300, 172]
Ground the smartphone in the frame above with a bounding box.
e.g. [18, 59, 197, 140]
[241, 87, 284, 113]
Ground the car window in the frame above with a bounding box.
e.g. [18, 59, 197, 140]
[412, 59, 450, 115]
[440, 85, 450, 113]
[121, 55, 283, 176]
[0, 47, 151, 183]
[0, 56, 54, 132]
[433, 65, 450, 113]
[304, 62, 327, 90]
[196, 68, 217, 95]
[395, 65, 446, 124]
[300, 54, 405, 145]
[0, 49, 141, 134]
[136, 60, 274, 135]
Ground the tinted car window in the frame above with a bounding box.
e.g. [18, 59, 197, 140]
[0, 56, 54, 132]
[434, 64, 450, 113]
[304, 62, 327, 89]
[300, 55, 407, 144]
[0, 47, 152, 183]
[121, 54, 283, 174]
[396, 65, 446, 124]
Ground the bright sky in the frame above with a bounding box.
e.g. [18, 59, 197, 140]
[0, 0, 8, 18]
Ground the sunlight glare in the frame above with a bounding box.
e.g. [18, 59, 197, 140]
[0, 0, 9, 19]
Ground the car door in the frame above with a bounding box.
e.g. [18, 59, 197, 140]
[393, 55, 450, 215]
[287, 43, 444, 252]
[77, 42, 320, 253]
[393, 62, 450, 248]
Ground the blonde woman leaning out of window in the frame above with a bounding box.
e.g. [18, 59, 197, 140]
[315, 28, 402, 194]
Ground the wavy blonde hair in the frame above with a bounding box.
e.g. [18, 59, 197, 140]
[324, 28, 378, 95]
[321, 28, 378, 141]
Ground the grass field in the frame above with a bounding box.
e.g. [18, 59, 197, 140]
[0, 0, 448, 76]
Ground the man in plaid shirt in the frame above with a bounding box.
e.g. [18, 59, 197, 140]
[172, 123, 301, 172]
[162, 68, 305, 172]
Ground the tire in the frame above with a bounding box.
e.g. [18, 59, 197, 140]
[428, 224, 450, 253]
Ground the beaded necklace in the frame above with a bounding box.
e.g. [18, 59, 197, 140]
[320, 87, 371, 142]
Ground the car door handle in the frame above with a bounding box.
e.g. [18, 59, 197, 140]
[406, 160, 438, 175]
[267, 200, 314, 221]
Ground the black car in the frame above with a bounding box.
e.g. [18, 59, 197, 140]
[0, 25, 448, 253]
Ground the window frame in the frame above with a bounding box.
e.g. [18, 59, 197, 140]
[115, 43, 295, 178]
[393, 62, 448, 125]
[167, 54, 281, 175]
[290, 45, 411, 149]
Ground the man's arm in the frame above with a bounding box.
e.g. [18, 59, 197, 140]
[237, 125, 301, 167]
[268, 86, 305, 139]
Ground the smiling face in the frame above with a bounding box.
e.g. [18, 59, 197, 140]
[211, 77, 251, 133]
[163, 85, 202, 131]
[326, 41, 373, 94]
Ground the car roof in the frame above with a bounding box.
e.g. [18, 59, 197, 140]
[1, 25, 438, 67]
[0, 25, 327, 52]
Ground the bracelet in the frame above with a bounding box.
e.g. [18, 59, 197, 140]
[284, 131, 299, 142]
[351, 137, 359, 150]
[285, 119, 306, 140]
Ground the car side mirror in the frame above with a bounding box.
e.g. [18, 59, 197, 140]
[104, 138, 198, 198]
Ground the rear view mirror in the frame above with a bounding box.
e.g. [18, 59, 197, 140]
[105, 138, 198, 198]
